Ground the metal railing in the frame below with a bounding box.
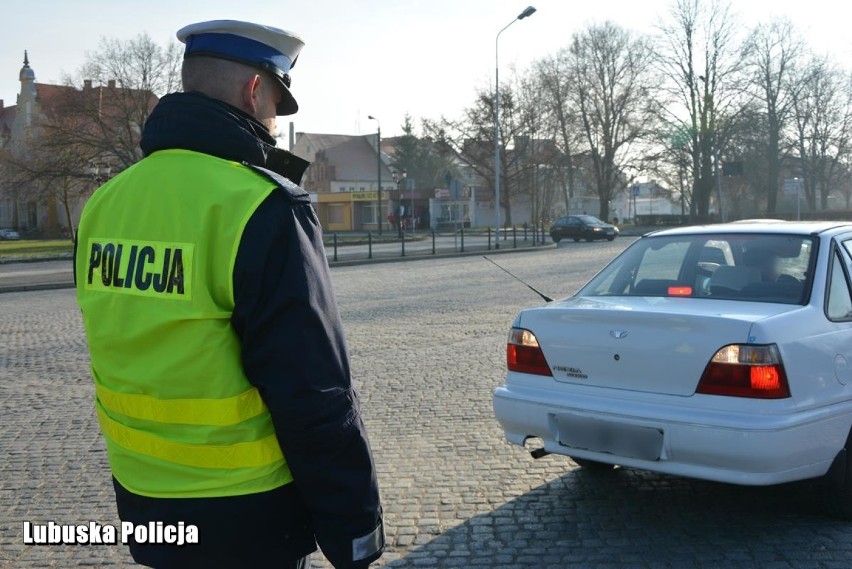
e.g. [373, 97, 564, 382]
[326, 225, 552, 263]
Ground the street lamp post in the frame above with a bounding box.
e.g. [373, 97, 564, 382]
[495, 5, 536, 249]
[367, 115, 382, 235]
[392, 169, 407, 238]
[409, 173, 414, 233]
[408, 174, 415, 233]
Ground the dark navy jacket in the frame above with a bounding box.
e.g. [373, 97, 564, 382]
[111, 92, 383, 569]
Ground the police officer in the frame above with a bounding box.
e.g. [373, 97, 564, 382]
[75, 20, 383, 568]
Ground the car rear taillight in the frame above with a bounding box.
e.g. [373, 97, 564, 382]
[507, 328, 552, 376]
[696, 344, 790, 399]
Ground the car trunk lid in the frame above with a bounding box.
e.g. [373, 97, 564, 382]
[517, 296, 798, 396]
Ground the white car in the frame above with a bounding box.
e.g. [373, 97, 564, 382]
[493, 221, 852, 517]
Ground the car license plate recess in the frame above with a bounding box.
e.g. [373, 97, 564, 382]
[557, 413, 663, 461]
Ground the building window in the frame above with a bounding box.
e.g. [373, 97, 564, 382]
[327, 204, 344, 225]
[362, 203, 378, 225]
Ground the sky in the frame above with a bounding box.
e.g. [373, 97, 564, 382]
[3, 0, 852, 141]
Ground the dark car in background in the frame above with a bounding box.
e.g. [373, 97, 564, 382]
[550, 215, 618, 243]
[0, 229, 21, 241]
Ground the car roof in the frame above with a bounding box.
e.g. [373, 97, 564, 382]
[644, 220, 852, 238]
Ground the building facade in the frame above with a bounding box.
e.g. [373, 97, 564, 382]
[0, 53, 154, 238]
[292, 132, 430, 233]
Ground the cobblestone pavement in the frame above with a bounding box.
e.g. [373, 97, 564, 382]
[3, 239, 852, 568]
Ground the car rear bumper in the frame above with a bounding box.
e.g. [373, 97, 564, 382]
[493, 383, 851, 485]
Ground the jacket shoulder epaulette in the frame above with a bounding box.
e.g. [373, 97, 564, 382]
[242, 162, 310, 204]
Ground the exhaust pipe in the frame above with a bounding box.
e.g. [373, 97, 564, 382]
[530, 447, 550, 459]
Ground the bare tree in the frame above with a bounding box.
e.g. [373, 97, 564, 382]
[642, 141, 693, 216]
[653, 0, 743, 219]
[534, 52, 582, 214]
[836, 160, 852, 210]
[423, 82, 531, 225]
[3, 103, 108, 239]
[391, 115, 458, 190]
[57, 33, 181, 170]
[0, 149, 28, 230]
[0, 34, 178, 239]
[722, 102, 772, 218]
[81, 33, 183, 98]
[511, 70, 566, 225]
[742, 18, 807, 214]
[566, 21, 655, 221]
[790, 57, 852, 212]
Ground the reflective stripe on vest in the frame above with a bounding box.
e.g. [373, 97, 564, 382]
[96, 402, 285, 469]
[95, 383, 268, 426]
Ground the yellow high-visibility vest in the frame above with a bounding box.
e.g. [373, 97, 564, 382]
[76, 149, 293, 498]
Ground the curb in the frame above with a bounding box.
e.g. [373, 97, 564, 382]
[0, 281, 76, 294]
[0, 254, 73, 265]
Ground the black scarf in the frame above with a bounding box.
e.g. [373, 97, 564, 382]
[140, 91, 309, 184]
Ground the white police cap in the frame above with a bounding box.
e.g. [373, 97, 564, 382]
[177, 20, 304, 116]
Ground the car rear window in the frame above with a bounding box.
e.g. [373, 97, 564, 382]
[578, 215, 604, 225]
[580, 233, 815, 304]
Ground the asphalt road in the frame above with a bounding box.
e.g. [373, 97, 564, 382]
[3, 239, 852, 568]
[0, 233, 546, 292]
[0, 259, 75, 291]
